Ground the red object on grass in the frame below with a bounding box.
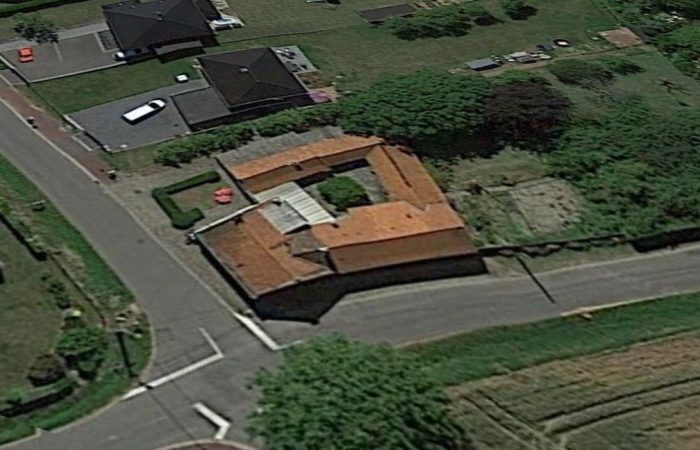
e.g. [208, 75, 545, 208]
[18, 47, 34, 63]
[215, 187, 233, 196]
[215, 195, 232, 204]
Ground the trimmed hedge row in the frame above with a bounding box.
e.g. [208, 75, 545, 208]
[151, 171, 221, 230]
[153, 103, 340, 166]
[0, 378, 77, 417]
[0, 0, 88, 18]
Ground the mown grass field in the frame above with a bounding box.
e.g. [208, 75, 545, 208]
[452, 331, 700, 450]
[29, 0, 615, 112]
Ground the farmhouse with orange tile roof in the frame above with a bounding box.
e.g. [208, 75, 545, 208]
[196, 136, 480, 299]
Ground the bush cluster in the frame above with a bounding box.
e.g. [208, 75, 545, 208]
[547, 59, 615, 87]
[151, 171, 221, 230]
[386, 3, 498, 40]
[44, 276, 72, 309]
[27, 354, 66, 387]
[318, 176, 370, 211]
[154, 124, 254, 167]
[153, 103, 340, 166]
[55, 320, 107, 380]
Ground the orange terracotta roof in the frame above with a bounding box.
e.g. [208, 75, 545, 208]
[229, 136, 383, 193]
[204, 136, 477, 297]
[201, 208, 331, 297]
[311, 202, 475, 272]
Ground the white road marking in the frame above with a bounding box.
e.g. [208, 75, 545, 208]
[233, 312, 282, 351]
[193, 402, 230, 440]
[122, 328, 223, 400]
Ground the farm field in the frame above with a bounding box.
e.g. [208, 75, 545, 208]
[453, 331, 700, 450]
[29, 0, 615, 112]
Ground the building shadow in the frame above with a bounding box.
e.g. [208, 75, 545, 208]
[203, 250, 487, 323]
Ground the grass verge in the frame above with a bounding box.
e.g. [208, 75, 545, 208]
[0, 154, 151, 443]
[409, 292, 700, 385]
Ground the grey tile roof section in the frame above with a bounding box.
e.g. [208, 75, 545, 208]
[103, 0, 213, 50]
[466, 57, 499, 70]
[198, 47, 308, 109]
[254, 182, 335, 226]
[171, 86, 231, 127]
[357, 3, 416, 23]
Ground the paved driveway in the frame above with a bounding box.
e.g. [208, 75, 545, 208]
[67, 80, 208, 151]
[1, 33, 121, 82]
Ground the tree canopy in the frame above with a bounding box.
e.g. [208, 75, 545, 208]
[248, 335, 471, 450]
[484, 80, 572, 147]
[548, 98, 700, 236]
[318, 176, 370, 210]
[339, 70, 491, 147]
[386, 4, 473, 39]
[654, 0, 700, 18]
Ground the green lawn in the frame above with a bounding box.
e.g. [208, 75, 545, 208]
[29, 0, 615, 112]
[0, 155, 151, 444]
[409, 291, 700, 386]
[0, 225, 62, 395]
[31, 58, 200, 114]
[0, 0, 116, 40]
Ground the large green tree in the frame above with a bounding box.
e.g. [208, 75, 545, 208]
[339, 70, 491, 147]
[248, 335, 471, 450]
[484, 80, 572, 147]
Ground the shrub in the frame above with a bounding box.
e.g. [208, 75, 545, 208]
[12, 12, 56, 43]
[151, 171, 221, 230]
[462, 3, 498, 25]
[153, 104, 338, 166]
[55, 322, 107, 366]
[547, 59, 615, 87]
[386, 4, 473, 39]
[597, 56, 644, 75]
[27, 354, 65, 387]
[500, 0, 527, 18]
[45, 279, 72, 309]
[318, 176, 370, 210]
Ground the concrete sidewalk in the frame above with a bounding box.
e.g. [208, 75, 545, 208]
[0, 84, 112, 180]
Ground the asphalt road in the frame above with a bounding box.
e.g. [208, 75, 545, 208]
[265, 246, 700, 345]
[0, 100, 274, 450]
[2, 95, 700, 450]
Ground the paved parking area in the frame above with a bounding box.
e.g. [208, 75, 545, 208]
[67, 80, 209, 152]
[1, 32, 121, 82]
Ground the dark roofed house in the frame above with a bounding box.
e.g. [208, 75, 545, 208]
[172, 47, 312, 130]
[357, 3, 416, 23]
[103, 0, 216, 54]
[466, 57, 500, 71]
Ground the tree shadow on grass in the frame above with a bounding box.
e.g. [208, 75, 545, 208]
[510, 5, 538, 20]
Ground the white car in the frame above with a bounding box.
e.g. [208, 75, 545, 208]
[210, 15, 243, 30]
[122, 99, 166, 124]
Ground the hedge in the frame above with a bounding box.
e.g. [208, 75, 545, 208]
[153, 103, 340, 166]
[151, 171, 221, 230]
[0, 0, 89, 18]
[0, 378, 77, 417]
